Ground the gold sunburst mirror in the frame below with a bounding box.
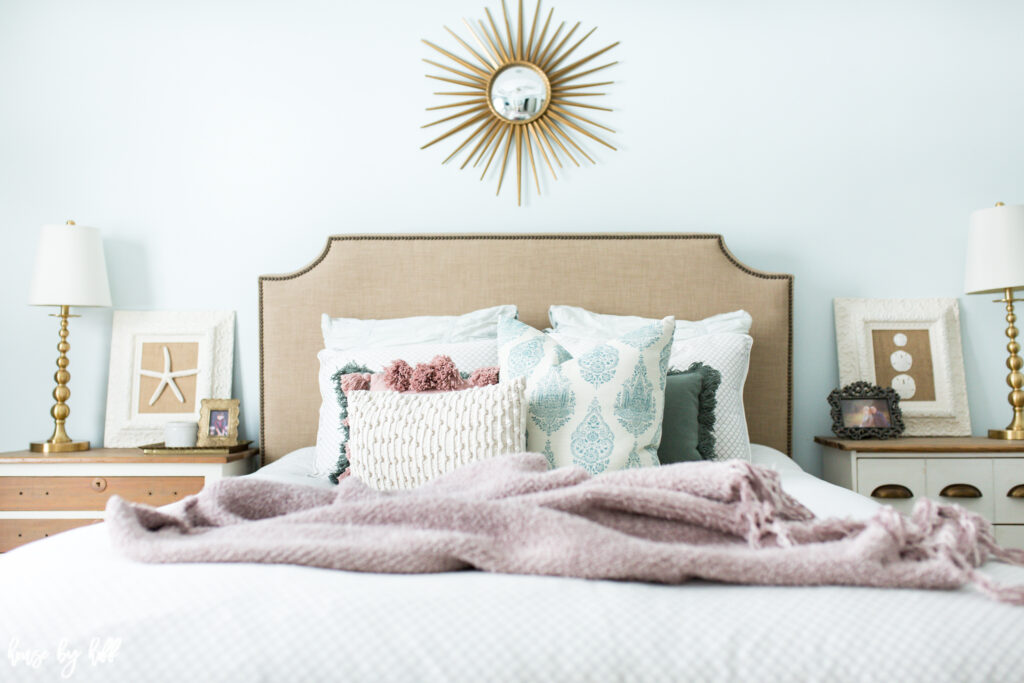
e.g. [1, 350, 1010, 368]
[421, 0, 619, 205]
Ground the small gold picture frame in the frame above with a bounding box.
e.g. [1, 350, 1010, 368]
[197, 398, 240, 447]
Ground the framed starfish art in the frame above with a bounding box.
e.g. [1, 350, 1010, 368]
[103, 311, 235, 447]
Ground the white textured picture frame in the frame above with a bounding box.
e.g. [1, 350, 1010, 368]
[834, 298, 970, 436]
[103, 311, 235, 447]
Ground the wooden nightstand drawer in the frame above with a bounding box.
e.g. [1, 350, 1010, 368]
[856, 458, 925, 515]
[0, 476, 204, 511]
[0, 447, 257, 552]
[926, 459, 994, 520]
[994, 459, 1024, 524]
[0, 519, 101, 552]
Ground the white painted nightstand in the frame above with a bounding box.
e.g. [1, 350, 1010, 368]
[0, 447, 257, 551]
[817, 436, 1024, 549]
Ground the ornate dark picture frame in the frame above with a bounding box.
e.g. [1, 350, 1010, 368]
[827, 381, 905, 440]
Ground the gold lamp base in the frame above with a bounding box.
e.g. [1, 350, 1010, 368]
[31, 304, 93, 455]
[30, 440, 90, 453]
[989, 429, 1024, 441]
[989, 287, 1024, 441]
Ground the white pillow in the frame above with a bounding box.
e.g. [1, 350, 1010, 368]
[499, 316, 674, 474]
[321, 305, 517, 350]
[346, 378, 527, 491]
[550, 331, 753, 462]
[314, 340, 499, 478]
[548, 306, 751, 342]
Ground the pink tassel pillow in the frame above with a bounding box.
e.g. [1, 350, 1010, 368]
[331, 355, 500, 482]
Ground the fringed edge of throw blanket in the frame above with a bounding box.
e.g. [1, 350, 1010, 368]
[105, 453, 1024, 605]
[886, 498, 1024, 604]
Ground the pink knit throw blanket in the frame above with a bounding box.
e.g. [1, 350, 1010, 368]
[106, 453, 1024, 603]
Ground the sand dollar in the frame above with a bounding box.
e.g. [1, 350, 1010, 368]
[891, 373, 916, 399]
[890, 349, 912, 372]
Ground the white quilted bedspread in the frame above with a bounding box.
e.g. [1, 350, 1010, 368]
[2, 446, 1023, 683]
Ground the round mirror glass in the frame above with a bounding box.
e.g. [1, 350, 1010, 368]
[489, 65, 548, 122]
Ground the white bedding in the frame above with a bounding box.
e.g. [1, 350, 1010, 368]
[2, 447, 1022, 682]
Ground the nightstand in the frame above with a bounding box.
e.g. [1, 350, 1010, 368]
[0, 447, 258, 551]
[816, 436, 1024, 549]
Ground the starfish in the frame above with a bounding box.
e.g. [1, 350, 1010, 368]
[139, 346, 199, 406]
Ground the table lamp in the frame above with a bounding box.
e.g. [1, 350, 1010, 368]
[965, 202, 1024, 439]
[27, 220, 112, 452]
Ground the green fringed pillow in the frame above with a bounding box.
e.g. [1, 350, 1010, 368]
[657, 362, 722, 464]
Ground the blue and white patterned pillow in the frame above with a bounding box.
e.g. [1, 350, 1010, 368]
[550, 331, 753, 462]
[498, 316, 674, 474]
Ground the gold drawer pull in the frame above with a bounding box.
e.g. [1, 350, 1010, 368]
[939, 483, 982, 499]
[871, 484, 913, 499]
[91, 478, 107, 492]
[1008, 484, 1024, 498]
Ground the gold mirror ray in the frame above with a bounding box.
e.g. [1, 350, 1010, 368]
[422, 0, 618, 205]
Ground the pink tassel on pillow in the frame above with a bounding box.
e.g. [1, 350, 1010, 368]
[410, 355, 463, 392]
[410, 363, 437, 392]
[428, 355, 462, 391]
[339, 373, 371, 394]
[382, 360, 413, 392]
[380, 355, 485, 393]
[469, 367, 499, 387]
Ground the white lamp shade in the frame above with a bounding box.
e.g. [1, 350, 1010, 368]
[28, 223, 112, 307]
[964, 204, 1024, 295]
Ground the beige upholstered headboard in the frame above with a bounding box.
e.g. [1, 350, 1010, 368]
[259, 234, 793, 465]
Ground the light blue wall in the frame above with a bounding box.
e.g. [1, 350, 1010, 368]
[1, 0, 1022, 473]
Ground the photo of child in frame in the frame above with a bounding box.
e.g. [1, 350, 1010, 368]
[209, 409, 229, 436]
[840, 398, 892, 429]
[196, 398, 240, 447]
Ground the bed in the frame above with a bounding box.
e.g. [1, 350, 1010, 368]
[2, 234, 1022, 683]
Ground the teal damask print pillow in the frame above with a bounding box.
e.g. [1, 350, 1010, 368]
[498, 316, 674, 474]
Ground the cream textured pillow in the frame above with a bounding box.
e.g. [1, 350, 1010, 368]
[346, 377, 527, 491]
[314, 340, 499, 478]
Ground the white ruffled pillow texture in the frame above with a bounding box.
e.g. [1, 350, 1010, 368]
[499, 316, 674, 474]
[548, 306, 752, 341]
[321, 305, 517, 350]
[314, 340, 499, 478]
[346, 377, 527, 491]
[550, 331, 753, 462]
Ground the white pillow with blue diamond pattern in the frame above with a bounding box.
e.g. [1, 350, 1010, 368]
[498, 316, 674, 474]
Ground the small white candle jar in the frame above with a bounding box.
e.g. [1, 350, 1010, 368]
[164, 421, 198, 448]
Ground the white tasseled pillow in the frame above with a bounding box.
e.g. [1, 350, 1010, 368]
[345, 377, 527, 490]
[314, 340, 500, 479]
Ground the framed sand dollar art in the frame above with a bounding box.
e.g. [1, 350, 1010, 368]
[833, 298, 971, 436]
[421, 0, 618, 205]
